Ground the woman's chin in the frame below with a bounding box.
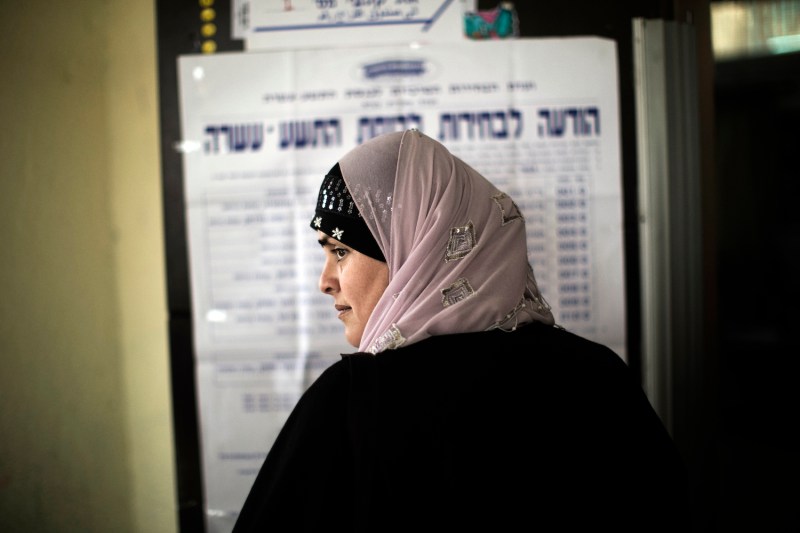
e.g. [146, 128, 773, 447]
[344, 330, 362, 349]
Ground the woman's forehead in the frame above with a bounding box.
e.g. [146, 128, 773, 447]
[316, 230, 347, 248]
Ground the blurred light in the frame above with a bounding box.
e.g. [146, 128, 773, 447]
[206, 309, 228, 323]
[173, 140, 202, 154]
[201, 7, 216, 22]
[202, 40, 218, 54]
[202, 22, 217, 37]
[712, 0, 800, 60]
[767, 33, 800, 53]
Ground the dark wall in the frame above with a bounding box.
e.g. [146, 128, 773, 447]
[156, 3, 243, 532]
[713, 51, 800, 532]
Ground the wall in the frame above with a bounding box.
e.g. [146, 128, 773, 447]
[0, 1, 177, 532]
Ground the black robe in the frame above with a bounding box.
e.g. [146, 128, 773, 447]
[232, 322, 689, 532]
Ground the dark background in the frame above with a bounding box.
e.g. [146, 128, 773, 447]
[713, 49, 800, 531]
[156, 1, 800, 531]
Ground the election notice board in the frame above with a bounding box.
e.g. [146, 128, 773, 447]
[177, 37, 624, 532]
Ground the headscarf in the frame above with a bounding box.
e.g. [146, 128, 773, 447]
[336, 129, 555, 354]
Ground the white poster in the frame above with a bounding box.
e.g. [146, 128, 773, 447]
[177, 37, 624, 532]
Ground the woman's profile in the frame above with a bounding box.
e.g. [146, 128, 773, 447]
[232, 129, 689, 532]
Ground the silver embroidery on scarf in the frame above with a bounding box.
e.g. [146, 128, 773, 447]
[441, 278, 475, 308]
[350, 183, 394, 224]
[445, 221, 476, 262]
[368, 324, 406, 354]
[489, 297, 528, 332]
[492, 193, 524, 226]
[487, 273, 555, 332]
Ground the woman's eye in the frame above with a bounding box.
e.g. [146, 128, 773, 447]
[333, 247, 348, 260]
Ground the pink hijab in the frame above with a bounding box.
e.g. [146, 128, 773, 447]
[338, 129, 555, 354]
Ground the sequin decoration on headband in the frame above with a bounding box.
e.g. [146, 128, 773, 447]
[309, 163, 386, 262]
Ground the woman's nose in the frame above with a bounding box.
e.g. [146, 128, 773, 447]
[318, 260, 337, 295]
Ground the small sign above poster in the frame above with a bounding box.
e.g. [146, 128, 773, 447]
[237, 0, 475, 51]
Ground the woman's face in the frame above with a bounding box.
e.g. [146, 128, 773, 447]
[317, 231, 389, 348]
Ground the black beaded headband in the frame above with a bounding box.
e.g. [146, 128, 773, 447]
[309, 163, 385, 262]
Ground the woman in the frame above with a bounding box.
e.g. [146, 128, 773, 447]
[232, 129, 688, 531]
